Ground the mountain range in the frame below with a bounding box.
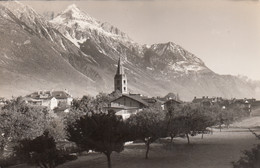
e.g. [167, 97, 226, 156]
[0, 1, 259, 101]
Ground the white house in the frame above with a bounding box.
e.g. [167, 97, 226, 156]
[25, 90, 73, 110]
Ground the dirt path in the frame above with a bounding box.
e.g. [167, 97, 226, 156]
[56, 128, 259, 168]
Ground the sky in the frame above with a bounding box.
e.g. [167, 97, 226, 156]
[21, 0, 260, 80]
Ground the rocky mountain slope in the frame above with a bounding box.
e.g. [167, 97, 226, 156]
[0, 2, 259, 101]
[0, 2, 99, 97]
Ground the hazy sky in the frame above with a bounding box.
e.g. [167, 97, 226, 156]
[21, 0, 260, 80]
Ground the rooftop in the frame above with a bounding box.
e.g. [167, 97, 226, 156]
[26, 90, 72, 100]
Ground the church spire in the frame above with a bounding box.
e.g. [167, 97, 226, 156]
[116, 56, 124, 75]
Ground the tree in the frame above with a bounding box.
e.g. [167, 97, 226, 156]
[213, 102, 249, 131]
[63, 96, 94, 127]
[15, 131, 76, 168]
[172, 103, 196, 144]
[67, 112, 129, 168]
[70, 95, 94, 112]
[0, 97, 47, 158]
[126, 109, 166, 159]
[45, 116, 67, 142]
[165, 104, 182, 142]
[166, 103, 215, 144]
[92, 92, 113, 113]
[165, 106, 179, 142]
[172, 115, 194, 144]
[65, 93, 114, 125]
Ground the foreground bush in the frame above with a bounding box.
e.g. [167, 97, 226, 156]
[232, 144, 260, 168]
[15, 131, 76, 168]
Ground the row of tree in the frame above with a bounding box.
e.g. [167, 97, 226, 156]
[0, 93, 249, 168]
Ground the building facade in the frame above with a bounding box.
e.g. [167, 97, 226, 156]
[25, 90, 73, 110]
[110, 94, 148, 119]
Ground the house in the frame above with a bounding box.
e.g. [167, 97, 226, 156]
[51, 90, 73, 106]
[25, 90, 73, 110]
[192, 96, 257, 115]
[192, 96, 224, 107]
[232, 98, 256, 113]
[142, 96, 164, 109]
[25, 96, 58, 110]
[109, 94, 148, 120]
[164, 99, 181, 111]
[0, 97, 7, 107]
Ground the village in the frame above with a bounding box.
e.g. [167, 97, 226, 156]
[1, 57, 260, 168]
[1, 57, 259, 120]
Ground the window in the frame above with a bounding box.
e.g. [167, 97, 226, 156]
[123, 80, 126, 84]
[124, 87, 126, 91]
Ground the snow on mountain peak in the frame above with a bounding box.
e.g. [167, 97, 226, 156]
[147, 42, 209, 74]
[65, 4, 80, 13]
[50, 4, 134, 48]
[62, 4, 96, 23]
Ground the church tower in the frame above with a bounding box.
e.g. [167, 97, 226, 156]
[114, 57, 128, 94]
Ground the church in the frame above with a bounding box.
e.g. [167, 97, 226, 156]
[108, 57, 150, 119]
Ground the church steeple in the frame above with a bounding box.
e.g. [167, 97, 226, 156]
[114, 56, 127, 94]
[116, 56, 124, 75]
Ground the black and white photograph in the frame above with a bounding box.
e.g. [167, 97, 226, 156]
[0, 0, 260, 167]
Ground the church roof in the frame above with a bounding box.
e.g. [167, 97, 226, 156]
[111, 94, 149, 107]
[164, 99, 181, 105]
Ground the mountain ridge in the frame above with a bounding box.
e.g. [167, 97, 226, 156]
[0, 2, 259, 101]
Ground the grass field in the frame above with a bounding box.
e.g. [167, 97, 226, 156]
[11, 127, 260, 168]
[61, 128, 259, 168]
[10, 128, 260, 168]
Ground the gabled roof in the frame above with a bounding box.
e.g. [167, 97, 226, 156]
[51, 91, 71, 99]
[192, 98, 204, 103]
[164, 99, 181, 105]
[111, 94, 149, 107]
[125, 95, 149, 106]
[142, 97, 158, 104]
